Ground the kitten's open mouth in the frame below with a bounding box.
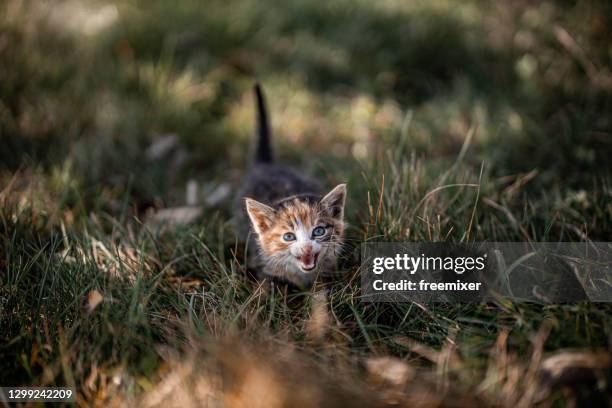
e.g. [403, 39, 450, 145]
[298, 253, 319, 272]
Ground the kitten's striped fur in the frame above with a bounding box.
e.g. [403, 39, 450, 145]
[234, 84, 346, 288]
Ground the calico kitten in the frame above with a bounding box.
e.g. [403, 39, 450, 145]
[234, 84, 346, 288]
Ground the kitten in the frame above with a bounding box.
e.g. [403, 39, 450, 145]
[234, 84, 347, 288]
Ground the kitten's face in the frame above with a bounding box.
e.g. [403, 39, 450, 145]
[245, 184, 346, 275]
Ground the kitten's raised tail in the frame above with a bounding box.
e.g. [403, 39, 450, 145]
[254, 83, 273, 164]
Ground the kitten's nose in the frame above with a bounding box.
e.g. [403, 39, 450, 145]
[301, 243, 320, 255]
[297, 243, 319, 259]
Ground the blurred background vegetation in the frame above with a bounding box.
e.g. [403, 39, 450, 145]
[1, 0, 610, 225]
[1, 0, 611, 406]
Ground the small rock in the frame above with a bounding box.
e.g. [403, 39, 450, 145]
[186, 179, 199, 206]
[146, 134, 179, 161]
[147, 206, 203, 230]
[204, 183, 232, 207]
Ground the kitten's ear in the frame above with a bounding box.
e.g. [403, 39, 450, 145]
[245, 198, 276, 235]
[320, 183, 347, 220]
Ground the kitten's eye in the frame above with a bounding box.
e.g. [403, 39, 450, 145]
[312, 226, 326, 238]
[282, 232, 296, 242]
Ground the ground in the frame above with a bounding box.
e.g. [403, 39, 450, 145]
[1, 0, 611, 406]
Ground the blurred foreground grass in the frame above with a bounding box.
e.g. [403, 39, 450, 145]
[1, 0, 611, 406]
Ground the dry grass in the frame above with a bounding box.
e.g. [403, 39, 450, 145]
[1, 0, 611, 406]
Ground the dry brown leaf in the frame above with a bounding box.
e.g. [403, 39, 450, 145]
[87, 290, 104, 312]
[365, 356, 414, 386]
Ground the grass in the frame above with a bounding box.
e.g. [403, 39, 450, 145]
[1, 0, 611, 406]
